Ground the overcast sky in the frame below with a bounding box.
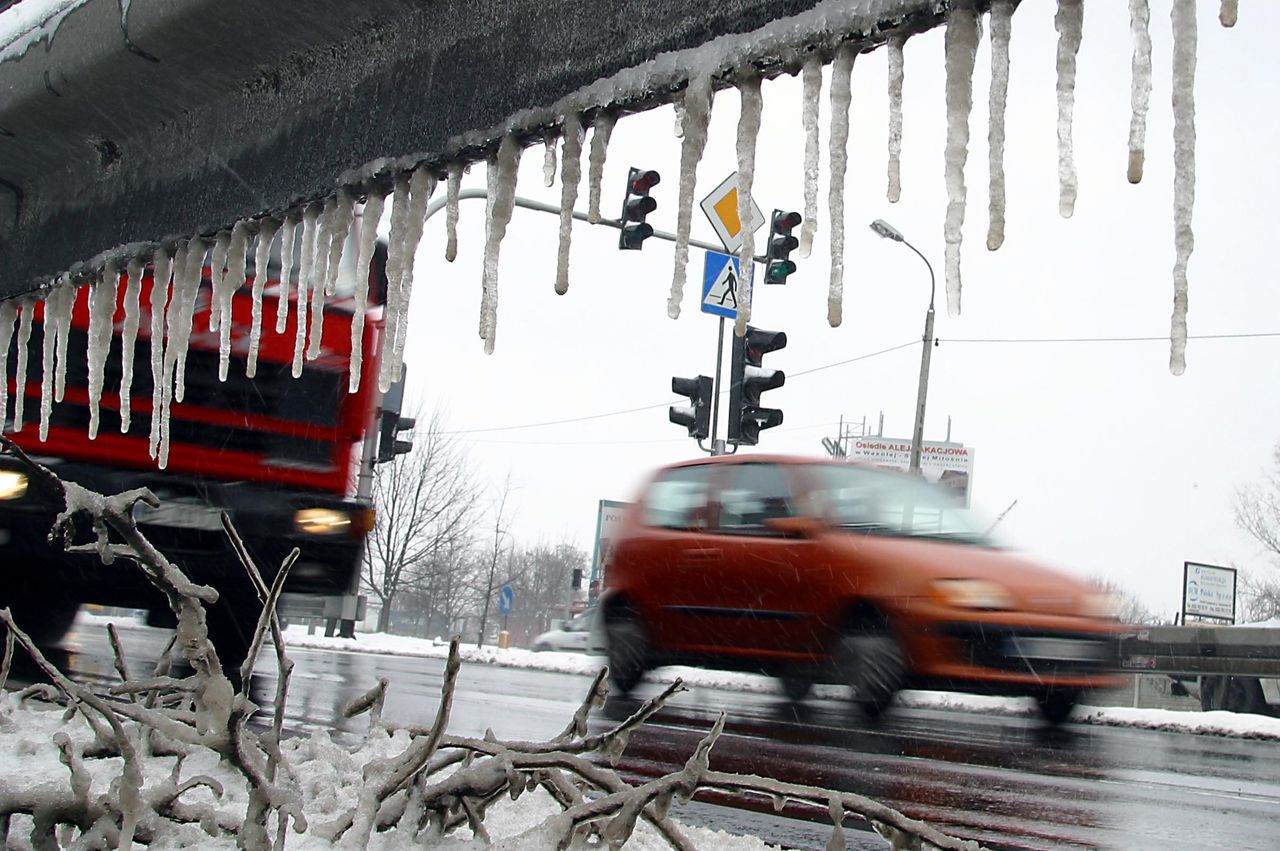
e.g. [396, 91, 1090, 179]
[393, 1, 1280, 619]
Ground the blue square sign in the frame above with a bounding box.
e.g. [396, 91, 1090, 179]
[701, 251, 740, 319]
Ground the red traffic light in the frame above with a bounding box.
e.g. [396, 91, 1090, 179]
[773, 210, 802, 232]
[630, 170, 661, 193]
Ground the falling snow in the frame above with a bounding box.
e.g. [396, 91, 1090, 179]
[886, 35, 905, 205]
[733, 76, 763, 338]
[586, 111, 616, 225]
[943, 1, 980, 318]
[1169, 0, 1197, 376]
[668, 75, 714, 318]
[800, 56, 822, 258]
[827, 45, 856, 328]
[554, 113, 585, 297]
[1128, 0, 1153, 184]
[1055, 0, 1084, 218]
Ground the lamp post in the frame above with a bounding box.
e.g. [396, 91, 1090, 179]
[869, 219, 935, 474]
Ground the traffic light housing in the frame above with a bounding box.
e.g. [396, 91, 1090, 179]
[728, 326, 786, 446]
[619, 167, 660, 249]
[376, 364, 414, 463]
[764, 209, 802, 284]
[669, 374, 713, 441]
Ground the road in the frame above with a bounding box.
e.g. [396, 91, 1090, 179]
[39, 619, 1280, 850]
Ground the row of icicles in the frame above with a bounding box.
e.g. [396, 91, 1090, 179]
[0, 0, 1241, 465]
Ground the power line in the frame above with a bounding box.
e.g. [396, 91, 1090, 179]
[940, 331, 1280, 344]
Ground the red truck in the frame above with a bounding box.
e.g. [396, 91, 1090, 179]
[0, 231, 395, 674]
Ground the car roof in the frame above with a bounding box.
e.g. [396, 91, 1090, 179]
[661, 454, 865, 471]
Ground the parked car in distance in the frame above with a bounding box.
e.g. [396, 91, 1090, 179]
[531, 607, 603, 654]
[598, 455, 1122, 723]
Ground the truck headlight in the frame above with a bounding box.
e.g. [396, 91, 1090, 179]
[0, 470, 28, 501]
[932, 579, 1015, 611]
[294, 508, 351, 535]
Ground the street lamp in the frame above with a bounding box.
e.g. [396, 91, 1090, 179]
[869, 219, 935, 474]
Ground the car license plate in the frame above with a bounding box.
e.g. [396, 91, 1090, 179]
[1007, 636, 1109, 662]
[132, 500, 225, 531]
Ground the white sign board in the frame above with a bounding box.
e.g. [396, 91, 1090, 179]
[699, 172, 765, 254]
[846, 437, 975, 505]
[590, 499, 631, 597]
[1183, 561, 1237, 623]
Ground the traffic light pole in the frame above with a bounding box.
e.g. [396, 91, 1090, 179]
[710, 317, 728, 456]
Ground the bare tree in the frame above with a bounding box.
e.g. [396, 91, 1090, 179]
[1089, 577, 1158, 625]
[363, 409, 481, 633]
[1233, 443, 1280, 623]
[474, 475, 515, 647]
[507, 541, 590, 637]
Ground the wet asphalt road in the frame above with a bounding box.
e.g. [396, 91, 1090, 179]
[42, 620, 1280, 850]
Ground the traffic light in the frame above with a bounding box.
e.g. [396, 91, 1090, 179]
[619, 167, 660, 250]
[571, 568, 584, 590]
[376, 364, 414, 463]
[728, 326, 786, 446]
[764, 209, 802, 284]
[669, 374, 712, 441]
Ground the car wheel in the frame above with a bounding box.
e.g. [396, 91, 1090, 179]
[532, 641, 551, 653]
[838, 617, 904, 718]
[605, 608, 648, 696]
[779, 675, 813, 702]
[1036, 686, 1081, 725]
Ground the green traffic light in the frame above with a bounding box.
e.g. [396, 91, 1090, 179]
[766, 259, 796, 284]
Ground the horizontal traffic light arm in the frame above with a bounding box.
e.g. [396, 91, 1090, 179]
[422, 188, 770, 261]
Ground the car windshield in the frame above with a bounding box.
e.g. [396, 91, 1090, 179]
[805, 463, 990, 544]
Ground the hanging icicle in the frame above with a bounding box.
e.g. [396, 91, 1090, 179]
[1055, 0, 1083, 218]
[668, 75, 714, 318]
[148, 247, 173, 458]
[349, 188, 388, 393]
[1169, 0, 1197, 376]
[1128, 0, 1153, 184]
[554, 113, 585, 296]
[219, 221, 250, 381]
[293, 204, 320, 378]
[11, 298, 33, 434]
[542, 133, 558, 187]
[173, 239, 207, 404]
[886, 35, 906, 205]
[381, 175, 412, 386]
[1220, 0, 1238, 28]
[87, 266, 118, 439]
[247, 219, 280, 378]
[119, 257, 144, 431]
[799, 56, 822, 258]
[39, 283, 74, 441]
[827, 45, 856, 328]
[586, 111, 616, 225]
[987, 0, 1014, 251]
[943, 1, 980, 317]
[306, 197, 338, 365]
[733, 75, 763, 338]
[445, 163, 463, 263]
[387, 167, 437, 383]
[276, 214, 298, 334]
[157, 241, 192, 465]
[323, 191, 356, 298]
[207, 232, 230, 335]
[479, 135, 522, 356]
[0, 300, 16, 430]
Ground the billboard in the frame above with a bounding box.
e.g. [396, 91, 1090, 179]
[589, 499, 631, 600]
[1182, 561, 1237, 623]
[846, 437, 975, 505]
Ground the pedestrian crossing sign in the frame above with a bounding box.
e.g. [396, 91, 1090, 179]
[702, 250, 740, 319]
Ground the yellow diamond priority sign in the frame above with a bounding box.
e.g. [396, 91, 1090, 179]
[700, 172, 766, 254]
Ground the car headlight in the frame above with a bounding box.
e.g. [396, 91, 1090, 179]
[932, 579, 1015, 610]
[1081, 592, 1120, 620]
[0, 470, 28, 501]
[294, 508, 352, 535]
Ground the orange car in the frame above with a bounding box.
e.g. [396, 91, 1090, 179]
[598, 455, 1122, 723]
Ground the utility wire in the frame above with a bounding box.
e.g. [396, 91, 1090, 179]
[940, 331, 1280, 344]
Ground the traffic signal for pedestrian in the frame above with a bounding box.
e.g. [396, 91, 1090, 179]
[669, 374, 713, 441]
[619, 167, 661, 250]
[764, 210, 802, 284]
[728, 326, 786, 446]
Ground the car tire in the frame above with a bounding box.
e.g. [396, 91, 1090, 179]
[605, 608, 648, 697]
[838, 617, 904, 718]
[1036, 686, 1081, 725]
[780, 675, 813, 703]
[532, 641, 551, 653]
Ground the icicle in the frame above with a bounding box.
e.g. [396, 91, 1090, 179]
[1128, 0, 1153, 184]
[173, 239, 207, 403]
[987, 0, 1013, 251]
[87, 266, 118, 440]
[1055, 0, 1083, 218]
[41, 281, 75, 440]
[554, 113, 585, 296]
[827, 45, 856, 328]
[586, 111, 616, 224]
[886, 35, 905, 205]
[733, 76, 763, 338]
[306, 197, 338, 364]
[219, 221, 250, 381]
[53, 279, 75, 404]
[0, 300, 16, 430]
[800, 56, 822, 257]
[349, 189, 387, 392]
[11, 298, 32, 433]
[673, 100, 686, 139]
[1169, 0, 1197, 375]
[381, 175, 412, 387]
[387, 167, 436, 384]
[668, 75, 714, 318]
[445, 163, 463, 263]
[323, 191, 356, 298]
[247, 219, 280, 378]
[943, 1, 980, 318]
[1220, 0, 1237, 28]
[39, 289, 58, 441]
[207, 231, 230, 334]
[478, 136, 522, 356]
[148, 248, 173, 458]
[276, 214, 298, 334]
[156, 242, 189, 465]
[293, 204, 319, 378]
[542, 133, 558, 187]
[119, 258, 143, 431]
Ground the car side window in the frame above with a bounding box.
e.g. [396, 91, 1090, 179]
[718, 463, 795, 534]
[641, 465, 714, 530]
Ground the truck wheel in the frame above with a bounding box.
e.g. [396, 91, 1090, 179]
[838, 617, 904, 718]
[1036, 687, 1081, 725]
[604, 608, 648, 697]
[779, 676, 813, 702]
